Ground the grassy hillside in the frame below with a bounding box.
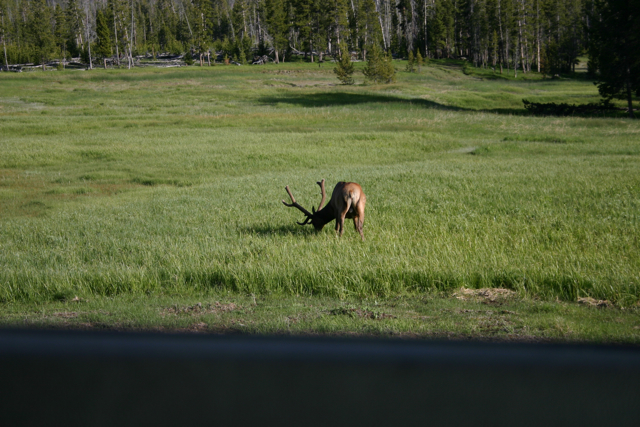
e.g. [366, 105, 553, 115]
[1, 61, 639, 312]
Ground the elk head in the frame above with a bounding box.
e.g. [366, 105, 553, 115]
[282, 179, 366, 240]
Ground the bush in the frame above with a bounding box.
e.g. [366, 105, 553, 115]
[416, 51, 425, 72]
[334, 43, 355, 85]
[405, 51, 415, 72]
[522, 99, 617, 116]
[363, 44, 396, 84]
[183, 51, 194, 65]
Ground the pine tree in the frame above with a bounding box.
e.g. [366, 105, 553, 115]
[27, 0, 55, 70]
[416, 50, 424, 72]
[264, 0, 287, 63]
[363, 43, 396, 83]
[330, 0, 350, 52]
[53, 4, 67, 66]
[334, 42, 355, 84]
[95, 9, 112, 68]
[381, 50, 396, 83]
[588, 0, 639, 118]
[405, 50, 415, 72]
[64, 0, 83, 58]
[1, 0, 10, 69]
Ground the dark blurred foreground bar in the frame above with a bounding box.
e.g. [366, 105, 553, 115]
[1, 330, 639, 426]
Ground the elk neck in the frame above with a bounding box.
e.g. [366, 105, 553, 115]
[311, 204, 336, 230]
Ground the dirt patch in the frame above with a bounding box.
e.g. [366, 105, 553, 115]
[329, 307, 396, 320]
[261, 69, 324, 75]
[162, 301, 241, 316]
[453, 287, 517, 304]
[188, 322, 209, 332]
[577, 297, 613, 308]
[52, 312, 78, 318]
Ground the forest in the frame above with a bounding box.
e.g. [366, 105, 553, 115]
[0, 0, 624, 74]
[0, 0, 638, 117]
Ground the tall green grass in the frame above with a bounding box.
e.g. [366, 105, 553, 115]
[1, 61, 638, 304]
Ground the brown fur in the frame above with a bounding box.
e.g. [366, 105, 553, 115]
[282, 180, 367, 241]
[330, 182, 366, 241]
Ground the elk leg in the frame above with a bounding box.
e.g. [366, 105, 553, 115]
[337, 200, 351, 237]
[356, 203, 365, 241]
[356, 217, 364, 241]
[353, 216, 365, 240]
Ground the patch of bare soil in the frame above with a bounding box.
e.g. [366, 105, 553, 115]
[453, 287, 517, 304]
[261, 69, 323, 75]
[52, 312, 78, 318]
[161, 301, 241, 316]
[577, 297, 613, 308]
[329, 307, 396, 320]
[188, 322, 208, 332]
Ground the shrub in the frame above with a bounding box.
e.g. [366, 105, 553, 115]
[363, 44, 396, 84]
[183, 51, 194, 65]
[522, 99, 617, 116]
[334, 43, 355, 85]
[405, 51, 415, 72]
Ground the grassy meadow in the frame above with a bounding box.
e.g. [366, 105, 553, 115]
[1, 60, 639, 341]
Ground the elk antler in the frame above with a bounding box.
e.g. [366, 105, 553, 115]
[315, 179, 326, 212]
[282, 185, 314, 225]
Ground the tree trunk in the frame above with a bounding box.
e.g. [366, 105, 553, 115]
[514, 39, 518, 78]
[375, 0, 387, 49]
[537, 0, 541, 73]
[3, 37, 8, 69]
[498, 0, 504, 73]
[2, 13, 9, 69]
[86, 13, 93, 70]
[424, 0, 428, 58]
[104, 58, 107, 69]
[130, 0, 135, 66]
[113, 6, 120, 66]
[627, 71, 635, 119]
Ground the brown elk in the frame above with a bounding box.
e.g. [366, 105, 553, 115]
[282, 179, 366, 241]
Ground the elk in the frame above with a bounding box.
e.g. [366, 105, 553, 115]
[282, 179, 366, 241]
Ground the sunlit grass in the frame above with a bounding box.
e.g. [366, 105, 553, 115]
[1, 60, 639, 308]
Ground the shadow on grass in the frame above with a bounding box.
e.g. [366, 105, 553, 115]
[259, 92, 526, 115]
[240, 224, 318, 236]
[259, 92, 462, 110]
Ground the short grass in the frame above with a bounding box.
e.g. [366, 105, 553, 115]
[1, 60, 639, 340]
[3, 292, 639, 343]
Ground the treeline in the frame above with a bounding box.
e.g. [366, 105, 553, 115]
[0, 0, 591, 74]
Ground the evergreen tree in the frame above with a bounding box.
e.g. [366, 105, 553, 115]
[64, 0, 83, 58]
[416, 50, 424, 72]
[405, 50, 415, 72]
[53, 4, 67, 65]
[95, 9, 112, 68]
[330, 0, 350, 51]
[359, 0, 383, 61]
[334, 42, 354, 84]
[264, 0, 287, 63]
[588, 0, 639, 118]
[1, 0, 9, 68]
[27, 0, 55, 70]
[363, 42, 395, 83]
